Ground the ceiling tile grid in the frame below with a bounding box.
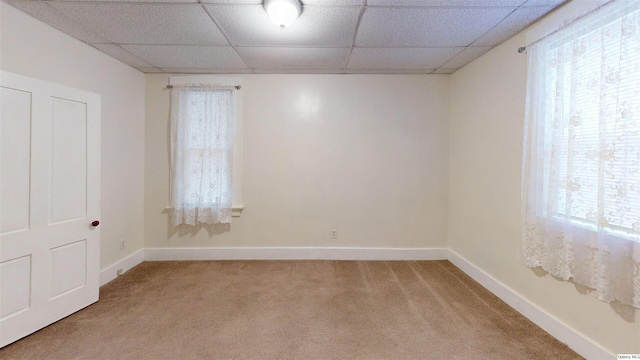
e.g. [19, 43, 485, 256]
[91, 44, 155, 68]
[366, 0, 528, 7]
[2, 0, 567, 74]
[236, 47, 350, 70]
[347, 47, 463, 70]
[439, 46, 493, 69]
[472, 5, 556, 46]
[121, 45, 249, 69]
[47, 3, 230, 45]
[7, 1, 110, 43]
[355, 7, 516, 47]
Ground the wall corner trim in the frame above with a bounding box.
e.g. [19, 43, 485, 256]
[144, 247, 449, 261]
[447, 250, 614, 360]
[99, 249, 145, 287]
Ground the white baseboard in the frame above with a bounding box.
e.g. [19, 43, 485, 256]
[447, 250, 613, 360]
[144, 247, 449, 261]
[99, 249, 145, 287]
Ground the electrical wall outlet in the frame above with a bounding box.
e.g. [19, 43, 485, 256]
[331, 229, 337, 239]
[119, 238, 126, 250]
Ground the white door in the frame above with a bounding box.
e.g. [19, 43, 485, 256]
[0, 71, 101, 347]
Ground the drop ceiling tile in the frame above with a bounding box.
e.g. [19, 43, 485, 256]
[203, 0, 362, 3]
[136, 67, 165, 73]
[302, 0, 363, 4]
[54, 0, 198, 2]
[252, 69, 344, 74]
[347, 47, 462, 70]
[47, 3, 228, 45]
[122, 45, 248, 69]
[356, 7, 514, 47]
[236, 47, 349, 70]
[366, 0, 526, 7]
[344, 69, 434, 74]
[7, 1, 109, 43]
[207, 4, 360, 47]
[522, 0, 566, 6]
[160, 68, 253, 74]
[201, 0, 261, 3]
[473, 6, 555, 46]
[91, 44, 153, 67]
[440, 46, 492, 69]
[202, 0, 362, 4]
[432, 68, 456, 74]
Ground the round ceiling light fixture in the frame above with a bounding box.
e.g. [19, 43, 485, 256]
[264, 0, 302, 29]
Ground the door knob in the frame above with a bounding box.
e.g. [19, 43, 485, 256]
[91, 220, 100, 227]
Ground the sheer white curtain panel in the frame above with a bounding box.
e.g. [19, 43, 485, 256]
[520, 0, 640, 308]
[170, 84, 235, 226]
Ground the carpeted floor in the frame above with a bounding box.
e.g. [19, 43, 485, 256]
[0, 260, 581, 359]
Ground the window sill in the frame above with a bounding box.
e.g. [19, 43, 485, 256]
[163, 206, 244, 217]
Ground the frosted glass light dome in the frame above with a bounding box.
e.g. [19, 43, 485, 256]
[264, 0, 301, 29]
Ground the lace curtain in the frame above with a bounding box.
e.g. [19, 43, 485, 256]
[520, 0, 640, 308]
[170, 84, 235, 226]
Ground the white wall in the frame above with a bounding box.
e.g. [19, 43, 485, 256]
[449, 30, 640, 355]
[145, 74, 450, 250]
[1, 2, 146, 271]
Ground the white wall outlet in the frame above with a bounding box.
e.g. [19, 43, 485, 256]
[331, 229, 337, 239]
[119, 238, 126, 250]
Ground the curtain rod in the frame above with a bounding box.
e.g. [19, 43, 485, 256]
[516, 0, 615, 54]
[166, 84, 242, 90]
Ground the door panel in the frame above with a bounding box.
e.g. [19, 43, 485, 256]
[0, 71, 100, 348]
[0, 256, 31, 319]
[50, 240, 87, 299]
[0, 88, 31, 234]
[51, 98, 87, 224]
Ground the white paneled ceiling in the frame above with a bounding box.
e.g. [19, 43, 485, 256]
[5, 0, 567, 74]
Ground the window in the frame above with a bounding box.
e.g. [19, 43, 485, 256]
[542, 8, 640, 237]
[169, 76, 243, 226]
[520, 0, 640, 308]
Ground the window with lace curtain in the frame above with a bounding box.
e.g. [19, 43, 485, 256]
[520, 0, 640, 308]
[169, 77, 243, 227]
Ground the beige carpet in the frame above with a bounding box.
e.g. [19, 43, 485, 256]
[0, 260, 581, 359]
